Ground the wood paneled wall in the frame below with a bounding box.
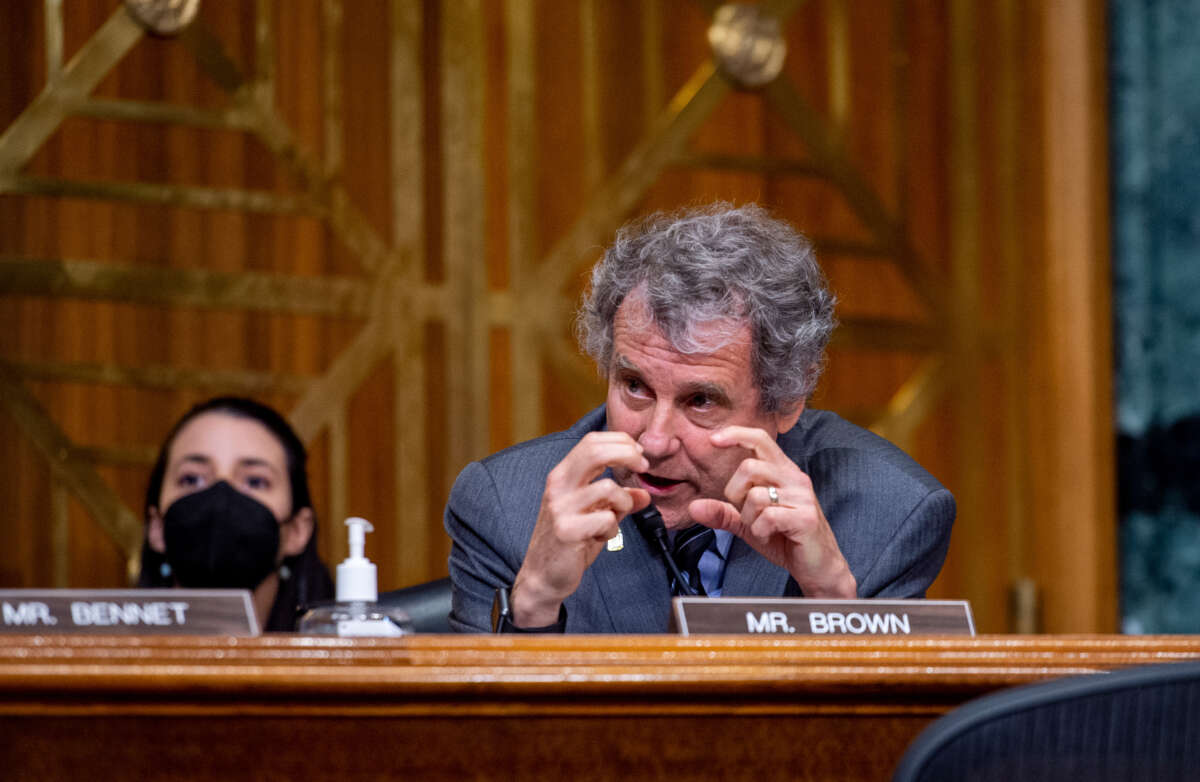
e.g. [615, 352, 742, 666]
[0, 0, 1114, 633]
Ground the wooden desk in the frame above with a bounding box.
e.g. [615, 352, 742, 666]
[2, 634, 1198, 781]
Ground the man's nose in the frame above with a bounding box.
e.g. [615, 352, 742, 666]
[638, 403, 680, 458]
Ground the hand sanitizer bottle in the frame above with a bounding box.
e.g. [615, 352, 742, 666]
[297, 517, 413, 636]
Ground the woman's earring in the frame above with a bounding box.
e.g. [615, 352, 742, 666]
[278, 563, 292, 581]
[159, 562, 172, 579]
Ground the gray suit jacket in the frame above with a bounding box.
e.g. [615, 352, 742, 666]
[445, 406, 955, 633]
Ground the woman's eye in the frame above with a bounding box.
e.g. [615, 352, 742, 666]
[177, 473, 205, 489]
[244, 475, 271, 491]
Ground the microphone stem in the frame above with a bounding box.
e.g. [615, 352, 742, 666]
[632, 507, 701, 597]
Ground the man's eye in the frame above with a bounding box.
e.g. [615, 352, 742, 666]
[689, 394, 713, 409]
[624, 377, 644, 393]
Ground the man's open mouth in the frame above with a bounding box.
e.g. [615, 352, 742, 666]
[638, 473, 684, 490]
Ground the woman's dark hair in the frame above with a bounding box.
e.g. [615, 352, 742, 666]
[137, 396, 333, 631]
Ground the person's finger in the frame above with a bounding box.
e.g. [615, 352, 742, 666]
[748, 504, 785, 539]
[549, 433, 648, 488]
[571, 479, 641, 517]
[749, 503, 824, 543]
[722, 458, 774, 507]
[626, 486, 652, 514]
[709, 425, 790, 464]
[566, 509, 624, 542]
[689, 498, 742, 534]
[749, 483, 777, 508]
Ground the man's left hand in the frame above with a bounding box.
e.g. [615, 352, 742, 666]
[688, 425, 857, 598]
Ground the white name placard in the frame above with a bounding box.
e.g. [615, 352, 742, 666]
[670, 597, 975, 637]
[0, 589, 259, 636]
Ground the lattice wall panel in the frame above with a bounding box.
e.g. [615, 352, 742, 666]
[0, 0, 1110, 633]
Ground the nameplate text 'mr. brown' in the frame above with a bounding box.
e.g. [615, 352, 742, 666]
[670, 597, 975, 637]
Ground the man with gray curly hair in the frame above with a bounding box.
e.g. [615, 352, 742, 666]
[445, 203, 955, 633]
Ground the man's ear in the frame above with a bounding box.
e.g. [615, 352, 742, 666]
[280, 507, 315, 558]
[146, 507, 166, 553]
[775, 400, 805, 435]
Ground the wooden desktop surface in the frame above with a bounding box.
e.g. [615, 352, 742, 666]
[2, 634, 1198, 781]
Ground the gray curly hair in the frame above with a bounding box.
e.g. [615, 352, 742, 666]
[578, 203, 836, 413]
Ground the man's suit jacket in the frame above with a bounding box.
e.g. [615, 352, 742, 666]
[445, 406, 955, 633]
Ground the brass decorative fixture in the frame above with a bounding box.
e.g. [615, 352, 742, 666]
[123, 0, 200, 37]
[707, 4, 786, 89]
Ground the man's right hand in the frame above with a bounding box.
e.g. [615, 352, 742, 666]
[510, 432, 652, 627]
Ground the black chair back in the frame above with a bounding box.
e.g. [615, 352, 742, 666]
[892, 659, 1200, 782]
[377, 577, 452, 633]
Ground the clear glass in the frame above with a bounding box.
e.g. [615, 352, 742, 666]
[296, 601, 413, 637]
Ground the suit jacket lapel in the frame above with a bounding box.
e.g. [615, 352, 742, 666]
[584, 458, 673, 632]
[589, 515, 673, 632]
[720, 537, 791, 597]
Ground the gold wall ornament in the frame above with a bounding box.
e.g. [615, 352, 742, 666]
[123, 0, 200, 37]
[707, 4, 787, 89]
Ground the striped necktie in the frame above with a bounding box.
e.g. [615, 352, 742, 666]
[671, 525, 716, 596]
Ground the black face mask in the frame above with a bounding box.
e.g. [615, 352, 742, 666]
[162, 481, 281, 590]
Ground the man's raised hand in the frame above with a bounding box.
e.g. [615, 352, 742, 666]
[510, 432, 652, 626]
[689, 425, 856, 598]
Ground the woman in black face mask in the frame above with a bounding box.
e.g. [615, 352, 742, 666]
[137, 397, 333, 631]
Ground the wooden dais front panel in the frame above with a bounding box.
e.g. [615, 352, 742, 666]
[2, 634, 1198, 781]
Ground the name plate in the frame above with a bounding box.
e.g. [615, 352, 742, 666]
[0, 589, 259, 636]
[670, 597, 975, 637]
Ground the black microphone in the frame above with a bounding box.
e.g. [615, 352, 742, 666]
[630, 505, 702, 597]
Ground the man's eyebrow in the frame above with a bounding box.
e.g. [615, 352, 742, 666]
[613, 354, 641, 373]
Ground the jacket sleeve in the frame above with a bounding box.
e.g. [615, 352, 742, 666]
[444, 460, 521, 632]
[854, 486, 956, 598]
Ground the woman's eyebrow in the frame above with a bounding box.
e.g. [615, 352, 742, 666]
[171, 453, 212, 468]
[236, 457, 281, 473]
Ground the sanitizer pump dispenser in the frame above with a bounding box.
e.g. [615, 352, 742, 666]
[338, 516, 378, 603]
[297, 517, 413, 636]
